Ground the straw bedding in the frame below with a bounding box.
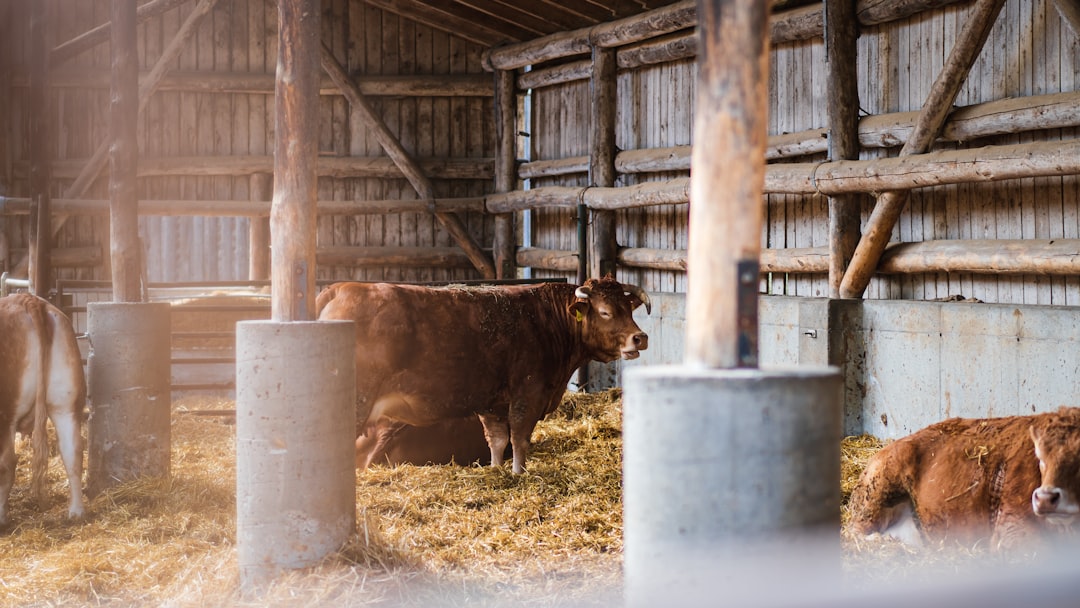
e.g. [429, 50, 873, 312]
[0, 391, 1016, 606]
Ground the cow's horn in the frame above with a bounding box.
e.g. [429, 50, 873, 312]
[575, 286, 592, 299]
[624, 284, 651, 314]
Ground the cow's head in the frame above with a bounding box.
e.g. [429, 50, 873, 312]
[570, 276, 650, 362]
[1030, 407, 1080, 524]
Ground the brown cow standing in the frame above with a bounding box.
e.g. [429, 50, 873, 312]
[849, 407, 1080, 550]
[317, 276, 649, 474]
[0, 294, 86, 525]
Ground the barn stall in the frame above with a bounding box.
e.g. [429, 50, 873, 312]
[2, 0, 1080, 604]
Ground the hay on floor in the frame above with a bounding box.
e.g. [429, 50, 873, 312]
[0, 390, 1034, 606]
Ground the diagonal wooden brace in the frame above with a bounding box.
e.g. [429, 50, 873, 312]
[320, 44, 496, 279]
[838, 0, 1007, 298]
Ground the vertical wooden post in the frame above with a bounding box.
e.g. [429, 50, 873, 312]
[27, 0, 52, 296]
[686, 0, 769, 368]
[589, 45, 618, 280]
[493, 69, 517, 279]
[248, 172, 272, 281]
[109, 0, 141, 302]
[825, 0, 862, 298]
[271, 0, 320, 321]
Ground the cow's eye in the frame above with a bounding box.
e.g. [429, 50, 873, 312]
[600, 311, 612, 319]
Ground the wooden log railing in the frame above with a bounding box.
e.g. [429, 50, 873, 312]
[613, 240, 1080, 277]
[519, 90, 1080, 179]
[28, 156, 493, 181]
[13, 70, 493, 98]
[488, 0, 969, 79]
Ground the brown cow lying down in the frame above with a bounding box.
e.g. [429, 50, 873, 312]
[0, 294, 86, 526]
[355, 417, 508, 468]
[849, 407, 1080, 550]
[317, 276, 649, 474]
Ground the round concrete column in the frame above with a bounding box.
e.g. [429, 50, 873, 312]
[623, 366, 842, 606]
[86, 301, 172, 496]
[236, 320, 356, 590]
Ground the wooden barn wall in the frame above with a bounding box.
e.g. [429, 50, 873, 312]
[2, 0, 493, 286]
[527, 0, 1080, 305]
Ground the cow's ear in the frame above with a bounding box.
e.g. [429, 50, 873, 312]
[569, 300, 589, 322]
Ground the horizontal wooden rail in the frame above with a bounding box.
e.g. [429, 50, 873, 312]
[610, 240, 1080, 276]
[14, 69, 493, 97]
[484, 0, 968, 72]
[17, 156, 493, 181]
[519, 91, 1080, 178]
[501, 138, 1080, 212]
[0, 196, 486, 217]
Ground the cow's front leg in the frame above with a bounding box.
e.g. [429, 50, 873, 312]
[477, 414, 510, 469]
[508, 413, 540, 475]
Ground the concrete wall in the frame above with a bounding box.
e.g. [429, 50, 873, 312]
[618, 293, 1080, 440]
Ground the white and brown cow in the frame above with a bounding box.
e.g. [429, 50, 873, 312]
[317, 276, 649, 474]
[0, 293, 86, 525]
[849, 407, 1080, 550]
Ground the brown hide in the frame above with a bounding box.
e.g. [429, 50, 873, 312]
[355, 417, 509, 467]
[0, 294, 86, 525]
[849, 408, 1080, 550]
[317, 277, 648, 473]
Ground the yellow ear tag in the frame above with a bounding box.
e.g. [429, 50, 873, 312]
[575, 309, 584, 322]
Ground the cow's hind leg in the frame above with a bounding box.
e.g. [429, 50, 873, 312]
[477, 414, 510, 469]
[0, 429, 16, 526]
[50, 411, 85, 519]
[848, 454, 920, 543]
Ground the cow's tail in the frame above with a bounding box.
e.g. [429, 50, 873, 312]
[315, 283, 339, 317]
[27, 298, 53, 505]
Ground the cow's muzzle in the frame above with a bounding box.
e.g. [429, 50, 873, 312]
[621, 332, 649, 360]
[1032, 486, 1080, 520]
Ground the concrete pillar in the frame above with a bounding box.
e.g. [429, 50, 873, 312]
[86, 301, 171, 496]
[623, 366, 842, 607]
[235, 320, 356, 590]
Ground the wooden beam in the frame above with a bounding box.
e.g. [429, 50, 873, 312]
[487, 0, 968, 73]
[589, 46, 618, 280]
[320, 43, 495, 279]
[271, 0, 320, 322]
[491, 138, 1080, 212]
[493, 69, 517, 279]
[483, 0, 695, 71]
[1053, 0, 1080, 37]
[824, 0, 861, 298]
[11, 0, 219, 278]
[839, 0, 1007, 299]
[515, 247, 578, 273]
[28, 69, 494, 97]
[109, 0, 142, 302]
[687, 0, 769, 368]
[43, 155, 493, 180]
[617, 240, 1080, 276]
[248, 173, 271, 281]
[0, 196, 487, 217]
[28, 0, 52, 296]
[51, 0, 190, 65]
[520, 91, 1080, 177]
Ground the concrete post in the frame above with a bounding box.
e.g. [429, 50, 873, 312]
[623, 366, 842, 606]
[86, 301, 171, 496]
[235, 320, 356, 590]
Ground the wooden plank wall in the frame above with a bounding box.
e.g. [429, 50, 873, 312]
[3, 0, 493, 286]
[525, 0, 1079, 305]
